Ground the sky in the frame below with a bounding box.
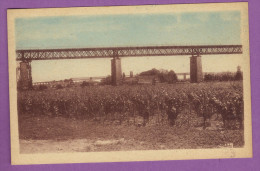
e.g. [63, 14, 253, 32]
[15, 11, 243, 82]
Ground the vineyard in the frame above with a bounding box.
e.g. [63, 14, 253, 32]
[18, 81, 244, 153]
[18, 81, 244, 151]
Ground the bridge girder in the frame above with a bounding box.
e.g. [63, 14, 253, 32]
[16, 45, 242, 61]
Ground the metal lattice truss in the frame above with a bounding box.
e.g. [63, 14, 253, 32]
[16, 45, 242, 61]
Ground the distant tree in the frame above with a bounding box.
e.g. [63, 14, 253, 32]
[81, 81, 91, 87]
[158, 72, 167, 83]
[140, 68, 160, 76]
[167, 70, 178, 83]
[204, 74, 212, 81]
[204, 72, 238, 82]
[235, 71, 243, 80]
[100, 76, 112, 85]
[138, 68, 178, 83]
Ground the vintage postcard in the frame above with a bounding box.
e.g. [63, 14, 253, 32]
[8, 2, 252, 165]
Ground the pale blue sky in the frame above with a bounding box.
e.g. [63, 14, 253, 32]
[15, 11, 242, 82]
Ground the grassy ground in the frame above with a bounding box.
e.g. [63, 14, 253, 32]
[19, 114, 244, 153]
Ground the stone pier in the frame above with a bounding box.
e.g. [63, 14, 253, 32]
[111, 58, 122, 85]
[18, 61, 32, 90]
[190, 55, 203, 83]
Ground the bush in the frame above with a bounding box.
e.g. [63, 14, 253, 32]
[100, 76, 112, 85]
[139, 68, 160, 76]
[38, 85, 48, 91]
[167, 70, 178, 83]
[158, 70, 178, 83]
[204, 72, 237, 82]
[81, 81, 93, 87]
[56, 84, 63, 89]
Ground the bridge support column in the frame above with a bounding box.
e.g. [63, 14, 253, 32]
[18, 61, 32, 90]
[190, 55, 203, 83]
[111, 58, 122, 85]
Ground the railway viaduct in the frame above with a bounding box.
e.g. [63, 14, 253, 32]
[16, 45, 242, 90]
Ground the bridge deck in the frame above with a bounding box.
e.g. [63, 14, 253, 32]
[16, 45, 242, 61]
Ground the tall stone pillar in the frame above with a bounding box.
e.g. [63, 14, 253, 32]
[190, 55, 203, 83]
[18, 61, 32, 90]
[111, 58, 122, 85]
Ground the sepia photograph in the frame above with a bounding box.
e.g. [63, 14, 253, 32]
[7, 2, 252, 165]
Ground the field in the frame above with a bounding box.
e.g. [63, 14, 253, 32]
[18, 81, 244, 153]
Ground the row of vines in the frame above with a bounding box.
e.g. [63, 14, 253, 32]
[18, 81, 243, 129]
